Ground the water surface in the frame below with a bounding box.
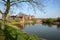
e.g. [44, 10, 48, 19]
[22, 24, 60, 40]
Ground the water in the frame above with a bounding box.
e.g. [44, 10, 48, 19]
[22, 24, 60, 40]
[0, 24, 60, 40]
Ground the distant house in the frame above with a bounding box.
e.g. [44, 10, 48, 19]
[8, 15, 18, 20]
[10, 16, 17, 20]
[7, 13, 35, 22]
[8, 15, 24, 20]
[29, 16, 35, 20]
[17, 13, 35, 21]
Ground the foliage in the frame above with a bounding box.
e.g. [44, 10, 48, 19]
[8, 20, 19, 22]
[57, 17, 60, 22]
[42, 18, 54, 24]
[0, 24, 43, 40]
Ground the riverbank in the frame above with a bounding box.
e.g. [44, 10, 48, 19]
[42, 18, 60, 25]
[22, 24, 60, 40]
[0, 20, 44, 40]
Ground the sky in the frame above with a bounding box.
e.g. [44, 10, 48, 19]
[42, 0, 60, 18]
[0, 0, 60, 18]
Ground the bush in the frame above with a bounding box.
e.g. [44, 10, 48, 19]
[42, 18, 54, 24]
[57, 17, 60, 22]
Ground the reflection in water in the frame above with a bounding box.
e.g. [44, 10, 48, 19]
[47, 24, 52, 27]
[42, 23, 60, 28]
[25, 23, 35, 26]
[42, 23, 53, 27]
[20, 23, 60, 29]
[29, 23, 35, 26]
[57, 24, 60, 28]
[22, 24, 60, 40]
[20, 23, 25, 29]
[20, 23, 36, 29]
[0, 23, 60, 40]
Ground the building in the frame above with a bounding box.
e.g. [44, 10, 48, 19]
[7, 13, 35, 22]
[29, 15, 35, 20]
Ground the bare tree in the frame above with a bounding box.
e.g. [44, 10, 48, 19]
[0, 0, 44, 30]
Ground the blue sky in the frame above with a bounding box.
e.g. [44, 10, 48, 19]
[0, 0, 60, 18]
[43, 0, 60, 18]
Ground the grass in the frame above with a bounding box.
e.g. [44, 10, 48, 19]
[5, 25, 43, 40]
[0, 20, 43, 40]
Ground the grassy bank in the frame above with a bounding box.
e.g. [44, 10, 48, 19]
[0, 21, 43, 40]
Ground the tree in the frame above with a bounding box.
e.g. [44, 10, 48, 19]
[0, 0, 44, 30]
[57, 17, 60, 23]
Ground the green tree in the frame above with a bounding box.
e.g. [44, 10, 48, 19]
[0, 0, 44, 30]
[46, 18, 54, 24]
[42, 18, 54, 24]
[57, 17, 60, 22]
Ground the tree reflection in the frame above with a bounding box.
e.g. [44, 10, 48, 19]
[57, 24, 60, 28]
[19, 23, 25, 29]
[47, 24, 52, 27]
[42, 23, 53, 27]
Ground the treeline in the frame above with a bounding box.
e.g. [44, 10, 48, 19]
[42, 17, 60, 24]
